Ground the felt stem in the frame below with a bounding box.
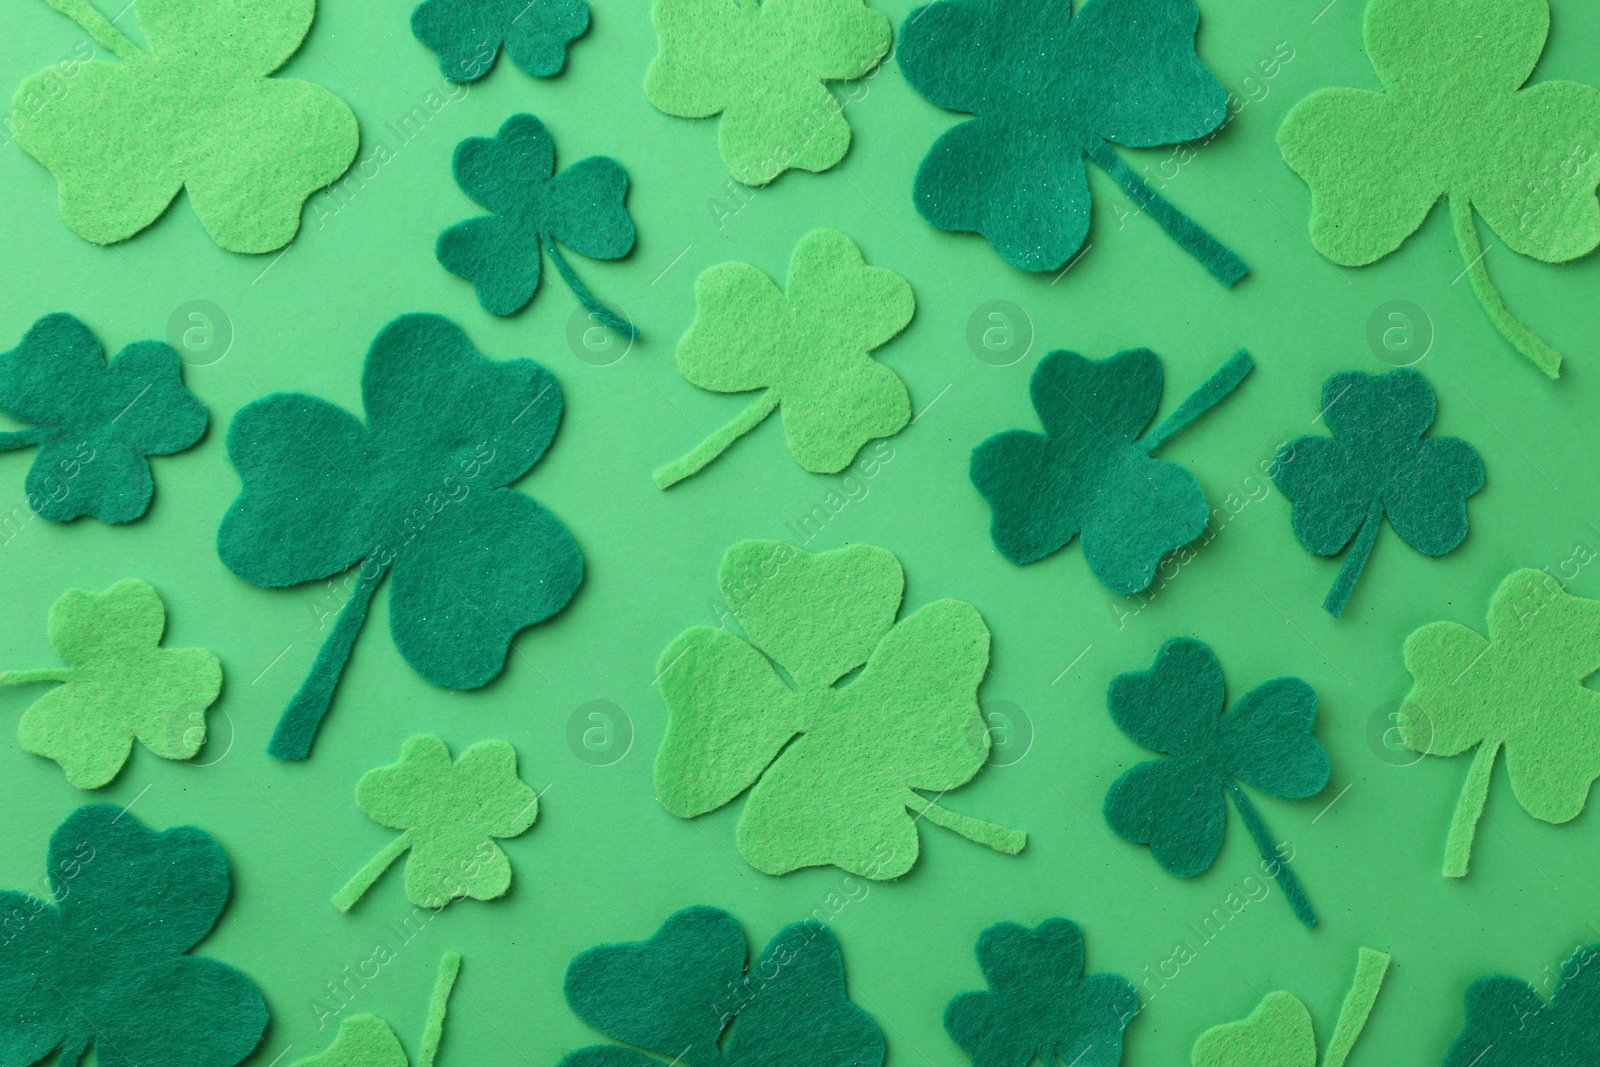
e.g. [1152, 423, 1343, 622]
[652, 390, 781, 489]
[1322, 948, 1391, 1067]
[331, 830, 413, 912]
[1444, 740, 1500, 878]
[417, 950, 462, 1067]
[1140, 348, 1255, 454]
[1323, 502, 1383, 618]
[39, 0, 144, 61]
[1225, 780, 1317, 928]
[906, 790, 1027, 854]
[0, 430, 42, 451]
[0, 668, 72, 685]
[1085, 141, 1249, 287]
[545, 239, 637, 342]
[1448, 194, 1561, 379]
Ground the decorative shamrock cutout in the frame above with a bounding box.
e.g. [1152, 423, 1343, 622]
[0, 578, 221, 789]
[438, 114, 636, 340]
[1399, 569, 1600, 877]
[970, 347, 1253, 595]
[218, 313, 584, 761]
[1278, 0, 1600, 377]
[294, 951, 461, 1067]
[559, 906, 884, 1067]
[333, 736, 540, 911]
[0, 804, 267, 1067]
[0, 313, 207, 524]
[1104, 638, 1330, 927]
[653, 230, 914, 489]
[413, 0, 589, 83]
[1273, 368, 1483, 617]
[12, 0, 358, 253]
[1192, 949, 1390, 1067]
[654, 540, 1024, 878]
[644, 0, 892, 185]
[1443, 940, 1600, 1067]
[945, 918, 1137, 1067]
[898, 0, 1248, 285]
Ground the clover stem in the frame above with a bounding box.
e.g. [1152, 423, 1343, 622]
[1140, 348, 1255, 454]
[332, 830, 413, 912]
[1225, 780, 1317, 928]
[905, 790, 1027, 855]
[653, 389, 781, 489]
[1323, 948, 1391, 1067]
[0, 430, 41, 451]
[1449, 194, 1561, 378]
[1323, 502, 1383, 617]
[1444, 739, 1500, 878]
[39, 0, 144, 61]
[418, 950, 462, 1067]
[544, 239, 637, 342]
[0, 668, 71, 685]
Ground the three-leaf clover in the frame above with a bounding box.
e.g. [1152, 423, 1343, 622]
[12, 0, 358, 253]
[1191, 949, 1390, 1067]
[0, 313, 207, 524]
[218, 313, 584, 761]
[413, 0, 589, 83]
[1398, 569, 1600, 878]
[1273, 368, 1483, 617]
[970, 347, 1254, 595]
[1442, 940, 1600, 1067]
[898, 0, 1248, 285]
[294, 951, 462, 1067]
[945, 918, 1137, 1067]
[1278, 0, 1600, 376]
[438, 114, 637, 340]
[654, 539, 1025, 878]
[644, 0, 892, 185]
[559, 906, 885, 1067]
[0, 804, 268, 1067]
[653, 230, 914, 489]
[0, 578, 222, 789]
[1103, 638, 1330, 927]
[333, 736, 540, 911]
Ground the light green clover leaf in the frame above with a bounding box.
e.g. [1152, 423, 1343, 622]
[1191, 949, 1390, 1067]
[294, 952, 461, 1067]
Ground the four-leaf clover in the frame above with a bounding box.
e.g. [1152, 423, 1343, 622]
[293, 951, 462, 1067]
[412, 0, 589, 82]
[1443, 940, 1600, 1067]
[1191, 949, 1390, 1067]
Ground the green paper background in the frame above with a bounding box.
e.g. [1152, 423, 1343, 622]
[3, 1, 1600, 1064]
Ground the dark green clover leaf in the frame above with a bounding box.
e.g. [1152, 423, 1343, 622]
[0, 313, 206, 524]
[1273, 368, 1483, 617]
[1443, 941, 1600, 1067]
[412, 0, 589, 83]
[1103, 638, 1330, 927]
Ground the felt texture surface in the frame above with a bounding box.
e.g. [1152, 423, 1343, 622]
[1443, 940, 1600, 1067]
[1400, 568, 1600, 877]
[653, 230, 915, 489]
[11, 0, 358, 254]
[1273, 368, 1483, 617]
[643, 0, 892, 185]
[945, 918, 1137, 1067]
[897, 0, 1248, 284]
[293, 950, 461, 1067]
[217, 313, 583, 760]
[1277, 0, 1600, 376]
[970, 347, 1253, 595]
[1, 578, 221, 789]
[0, 312, 207, 524]
[0, 804, 267, 1067]
[412, 0, 589, 82]
[1103, 638, 1330, 927]
[653, 540, 1024, 878]
[561, 906, 885, 1067]
[438, 113, 636, 338]
[334, 735, 539, 911]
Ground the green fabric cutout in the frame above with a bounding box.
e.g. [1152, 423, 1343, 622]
[0, 578, 221, 789]
[0, 313, 207, 524]
[945, 918, 1136, 1067]
[412, 0, 588, 83]
[561, 905, 885, 1067]
[333, 736, 539, 911]
[1103, 638, 1329, 927]
[970, 347, 1253, 595]
[217, 313, 584, 761]
[653, 230, 915, 489]
[0, 804, 267, 1067]
[1400, 568, 1600, 877]
[1277, 0, 1600, 377]
[12, 0, 358, 254]
[438, 114, 636, 340]
[654, 540, 1024, 878]
[898, 0, 1248, 285]
[293, 951, 461, 1067]
[1191, 949, 1390, 1067]
[644, 0, 891, 186]
[1273, 368, 1483, 618]
[1443, 940, 1600, 1067]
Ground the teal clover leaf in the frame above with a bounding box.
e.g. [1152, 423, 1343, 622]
[1443, 941, 1600, 1067]
[412, 0, 590, 83]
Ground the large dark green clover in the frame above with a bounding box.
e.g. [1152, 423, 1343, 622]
[1443, 941, 1600, 1067]
[412, 0, 589, 83]
[218, 313, 583, 761]
[1104, 638, 1329, 927]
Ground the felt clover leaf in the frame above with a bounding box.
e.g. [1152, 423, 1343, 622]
[0, 313, 207, 524]
[1103, 638, 1330, 927]
[438, 114, 637, 340]
[294, 951, 461, 1067]
[0, 579, 222, 789]
[218, 313, 583, 760]
[970, 347, 1254, 595]
[1399, 569, 1600, 878]
[559, 906, 884, 1067]
[1192, 949, 1390, 1067]
[1273, 368, 1483, 617]
[898, 0, 1248, 285]
[653, 230, 914, 489]
[1443, 940, 1600, 1067]
[1278, 0, 1600, 377]
[644, 0, 892, 186]
[654, 540, 1025, 878]
[0, 804, 267, 1067]
[12, 0, 358, 253]
[945, 918, 1137, 1067]
[413, 0, 589, 83]
[333, 736, 539, 911]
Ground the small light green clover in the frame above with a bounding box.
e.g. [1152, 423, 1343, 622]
[1191, 950, 1390, 1067]
[294, 952, 461, 1067]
